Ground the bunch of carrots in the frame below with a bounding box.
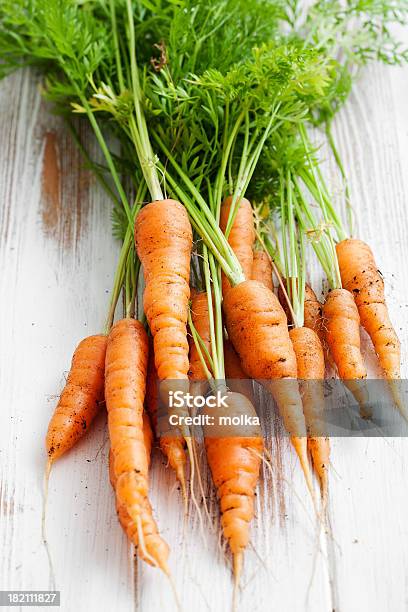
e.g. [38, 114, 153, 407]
[1, 0, 407, 606]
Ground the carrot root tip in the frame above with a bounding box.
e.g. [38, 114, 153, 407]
[232, 552, 243, 611]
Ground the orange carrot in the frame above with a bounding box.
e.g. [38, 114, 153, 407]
[135, 198, 192, 490]
[277, 283, 293, 323]
[105, 318, 168, 572]
[108, 412, 168, 567]
[46, 334, 107, 463]
[136, 199, 192, 381]
[251, 249, 273, 290]
[145, 338, 160, 428]
[289, 327, 330, 505]
[204, 393, 263, 587]
[336, 239, 402, 411]
[304, 285, 326, 346]
[220, 196, 255, 295]
[146, 338, 187, 497]
[323, 288, 370, 417]
[189, 291, 262, 584]
[223, 280, 314, 496]
[189, 290, 212, 396]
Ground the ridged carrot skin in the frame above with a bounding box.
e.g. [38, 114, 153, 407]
[146, 338, 187, 492]
[204, 392, 263, 580]
[46, 334, 107, 462]
[145, 338, 160, 428]
[289, 327, 330, 503]
[251, 250, 273, 290]
[223, 280, 313, 494]
[304, 284, 326, 348]
[189, 291, 262, 577]
[188, 291, 212, 390]
[135, 199, 192, 488]
[135, 199, 192, 381]
[105, 318, 168, 572]
[220, 196, 255, 295]
[336, 239, 400, 380]
[323, 288, 370, 415]
[109, 412, 169, 569]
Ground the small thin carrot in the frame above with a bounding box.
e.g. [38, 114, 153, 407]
[204, 392, 263, 596]
[289, 327, 330, 507]
[336, 238, 403, 414]
[46, 334, 107, 464]
[189, 291, 262, 590]
[105, 317, 169, 572]
[189, 290, 212, 397]
[146, 338, 187, 499]
[190, 292, 263, 591]
[323, 288, 370, 417]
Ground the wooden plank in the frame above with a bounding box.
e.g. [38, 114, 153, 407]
[1, 56, 408, 612]
[317, 61, 408, 612]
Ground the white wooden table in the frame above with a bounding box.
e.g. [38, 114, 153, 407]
[1, 59, 408, 612]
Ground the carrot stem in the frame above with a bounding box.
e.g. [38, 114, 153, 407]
[325, 121, 354, 236]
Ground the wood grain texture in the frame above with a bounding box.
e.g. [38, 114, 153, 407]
[1, 57, 408, 612]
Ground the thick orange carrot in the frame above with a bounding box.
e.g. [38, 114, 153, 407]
[105, 318, 168, 572]
[46, 335, 107, 463]
[289, 327, 330, 505]
[220, 196, 255, 295]
[223, 280, 313, 495]
[135, 199, 192, 489]
[109, 412, 168, 568]
[251, 249, 273, 290]
[136, 199, 192, 381]
[336, 238, 401, 381]
[323, 288, 370, 416]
